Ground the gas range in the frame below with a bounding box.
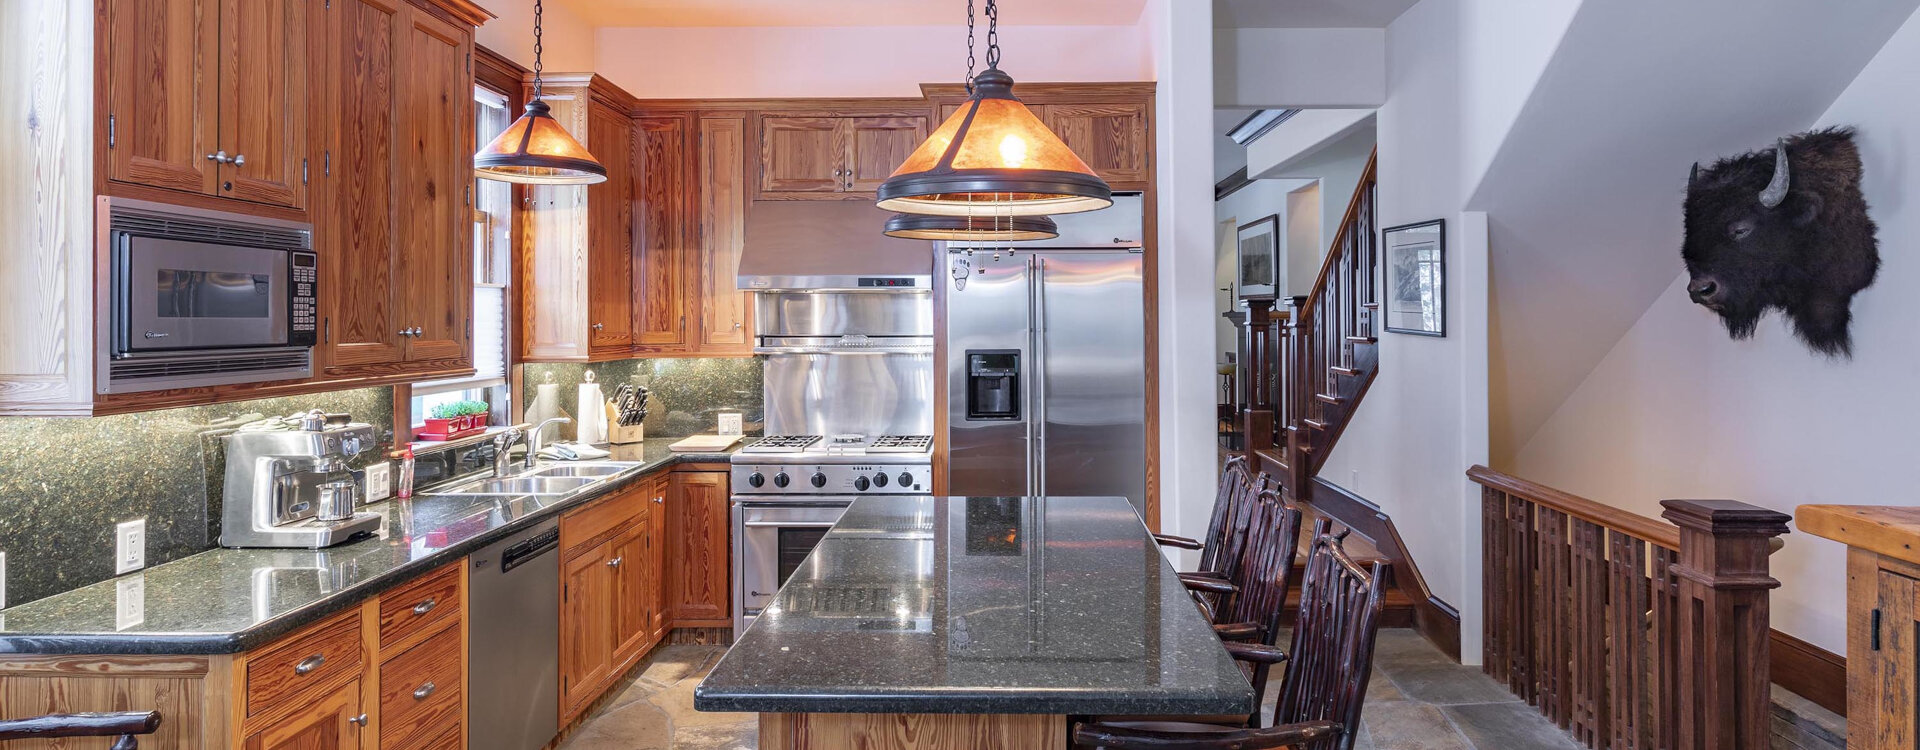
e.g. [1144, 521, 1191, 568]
[731, 434, 933, 497]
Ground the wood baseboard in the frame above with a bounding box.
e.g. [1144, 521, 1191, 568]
[1770, 628, 1845, 717]
[1306, 478, 1463, 661]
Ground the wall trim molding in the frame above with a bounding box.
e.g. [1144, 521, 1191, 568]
[1307, 477, 1462, 661]
[1770, 628, 1845, 717]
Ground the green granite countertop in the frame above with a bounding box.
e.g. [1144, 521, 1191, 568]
[0, 438, 737, 655]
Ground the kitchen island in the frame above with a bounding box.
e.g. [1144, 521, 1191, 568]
[694, 495, 1253, 750]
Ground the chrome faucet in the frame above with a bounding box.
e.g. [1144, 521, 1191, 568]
[491, 427, 526, 478]
[526, 417, 573, 470]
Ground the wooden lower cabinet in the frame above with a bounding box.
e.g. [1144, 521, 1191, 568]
[244, 678, 365, 750]
[668, 468, 732, 624]
[559, 480, 665, 722]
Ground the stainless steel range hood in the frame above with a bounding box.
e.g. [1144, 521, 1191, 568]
[738, 201, 934, 292]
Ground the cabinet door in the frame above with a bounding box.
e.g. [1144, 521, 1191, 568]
[319, 0, 405, 371]
[219, 0, 310, 208]
[610, 510, 654, 669]
[1045, 102, 1150, 188]
[1870, 567, 1920, 749]
[647, 475, 670, 642]
[698, 117, 752, 353]
[561, 544, 614, 718]
[668, 471, 731, 623]
[396, 8, 471, 363]
[844, 116, 927, 193]
[587, 102, 635, 352]
[759, 116, 843, 195]
[243, 678, 364, 750]
[634, 114, 693, 353]
[102, 0, 221, 195]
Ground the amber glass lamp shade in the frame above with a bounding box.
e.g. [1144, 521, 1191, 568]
[882, 212, 1058, 241]
[474, 99, 607, 185]
[877, 69, 1111, 217]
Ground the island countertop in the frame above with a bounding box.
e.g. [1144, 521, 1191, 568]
[693, 495, 1255, 716]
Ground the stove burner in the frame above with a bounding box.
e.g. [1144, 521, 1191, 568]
[741, 435, 824, 454]
[869, 435, 933, 453]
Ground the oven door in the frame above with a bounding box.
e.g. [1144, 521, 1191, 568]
[733, 500, 851, 632]
[117, 233, 288, 352]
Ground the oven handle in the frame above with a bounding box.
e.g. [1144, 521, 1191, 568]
[741, 520, 839, 529]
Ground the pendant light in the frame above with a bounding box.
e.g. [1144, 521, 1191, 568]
[474, 0, 606, 185]
[876, 0, 1112, 217]
[883, 212, 1058, 241]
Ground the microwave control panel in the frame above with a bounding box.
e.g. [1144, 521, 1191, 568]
[290, 251, 318, 346]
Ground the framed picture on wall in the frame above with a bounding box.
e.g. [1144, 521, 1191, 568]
[1383, 219, 1446, 336]
[1237, 214, 1280, 300]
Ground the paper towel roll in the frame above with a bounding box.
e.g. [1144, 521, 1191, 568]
[577, 371, 608, 445]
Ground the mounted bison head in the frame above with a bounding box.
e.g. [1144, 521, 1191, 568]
[1682, 127, 1878, 357]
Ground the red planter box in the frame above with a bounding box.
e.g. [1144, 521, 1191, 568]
[418, 415, 485, 442]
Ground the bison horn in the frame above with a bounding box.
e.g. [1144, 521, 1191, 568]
[1758, 138, 1790, 209]
[1688, 162, 1699, 191]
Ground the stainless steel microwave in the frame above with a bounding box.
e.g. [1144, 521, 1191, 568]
[100, 198, 317, 393]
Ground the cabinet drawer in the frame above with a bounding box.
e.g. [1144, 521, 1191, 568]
[244, 609, 363, 717]
[380, 621, 464, 749]
[562, 483, 647, 557]
[393, 722, 463, 750]
[380, 562, 461, 647]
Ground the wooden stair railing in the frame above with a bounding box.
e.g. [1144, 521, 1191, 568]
[1240, 150, 1378, 501]
[1469, 466, 1790, 750]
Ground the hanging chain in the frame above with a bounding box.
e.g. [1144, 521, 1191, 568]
[964, 0, 977, 95]
[531, 0, 545, 101]
[984, 0, 1000, 69]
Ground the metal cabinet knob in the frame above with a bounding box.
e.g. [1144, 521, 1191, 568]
[653, 496, 663, 504]
[607, 556, 624, 568]
[412, 598, 436, 615]
[205, 150, 231, 164]
[231, 153, 246, 167]
[592, 323, 605, 331]
[294, 654, 325, 675]
[412, 682, 437, 701]
[348, 713, 368, 727]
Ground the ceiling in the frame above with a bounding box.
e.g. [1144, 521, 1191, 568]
[1213, 0, 1418, 28]
[556, 0, 1149, 28]
[1214, 108, 1258, 183]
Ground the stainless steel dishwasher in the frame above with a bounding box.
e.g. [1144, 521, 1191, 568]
[468, 519, 561, 750]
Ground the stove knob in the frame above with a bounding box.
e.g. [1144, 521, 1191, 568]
[747, 472, 765, 488]
[854, 476, 871, 492]
[898, 472, 914, 488]
[773, 472, 791, 488]
[810, 471, 827, 489]
[873, 473, 889, 488]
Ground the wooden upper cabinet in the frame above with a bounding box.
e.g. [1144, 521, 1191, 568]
[395, 9, 471, 364]
[756, 113, 928, 199]
[219, 0, 310, 208]
[845, 116, 928, 192]
[634, 114, 694, 354]
[319, 0, 405, 373]
[1045, 102, 1150, 189]
[699, 116, 752, 353]
[102, 0, 222, 196]
[587, 102, 636, 352]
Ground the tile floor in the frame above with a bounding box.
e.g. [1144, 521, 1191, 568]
[561, 628, 1591, 750]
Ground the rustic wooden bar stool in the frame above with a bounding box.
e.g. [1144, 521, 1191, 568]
[1075, 520, 1387, 750]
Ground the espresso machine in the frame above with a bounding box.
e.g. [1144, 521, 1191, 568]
[220, 410, 383, 548]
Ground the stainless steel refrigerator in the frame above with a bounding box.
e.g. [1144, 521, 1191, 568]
[944, 246, 1147, 512]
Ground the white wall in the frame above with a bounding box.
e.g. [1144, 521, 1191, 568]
[1285, 184, 1322, 300]
[593, 25, 1151, 99]
[1146, 0, 1218, 556]
[1215, 28, 1386, 109]
[475, 0, 599, 72]
[1514, 10, 1920, 655]
[1262, 125, 1376, 262]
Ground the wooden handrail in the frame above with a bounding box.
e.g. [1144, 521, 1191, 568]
[1467, 465, 1681, 550]
[1295, 150, 1378, 322]
[0, 710, 160, 742]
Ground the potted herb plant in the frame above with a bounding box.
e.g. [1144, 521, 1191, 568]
[420, 400, 490, 441]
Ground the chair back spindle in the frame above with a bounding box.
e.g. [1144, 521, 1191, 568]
[1274, 519, 1387, 750]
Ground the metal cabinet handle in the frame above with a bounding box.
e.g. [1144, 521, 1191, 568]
[412, 598, 436, 615]
[592, 323, 605, 331]
[733, 322, 742, 329]
[653, 496, 663, 504]
[413, 682, 437, 701]
[607, 556, 624, 568]
[294, 654, 325, 675]
[205, 150, 230, 164]
[347, 713, 368, 727]
[231, 153, 246, 167]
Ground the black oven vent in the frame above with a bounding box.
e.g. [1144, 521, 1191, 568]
[108, 350, 312, 384]
[111, 213, 311, 251]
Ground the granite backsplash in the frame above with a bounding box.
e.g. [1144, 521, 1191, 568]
[0, 388, 395, 609]
[520, 357, 763, 440]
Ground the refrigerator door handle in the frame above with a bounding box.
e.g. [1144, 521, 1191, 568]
[1033, 257, 1049, 499]
[1025, 256, 1039, 498]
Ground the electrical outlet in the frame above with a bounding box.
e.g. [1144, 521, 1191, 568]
[116, 575, 145, 630]
[717, 412, 743, 436]
[115, 519, 146, 575]
[364, 461, 392, 502]
[0, 551, 8, 610]
[1350, 468, 1361, 490]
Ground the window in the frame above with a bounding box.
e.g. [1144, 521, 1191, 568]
[411, 85, 514, 430]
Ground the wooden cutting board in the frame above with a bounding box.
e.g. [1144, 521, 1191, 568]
[668, 434, 745, 453]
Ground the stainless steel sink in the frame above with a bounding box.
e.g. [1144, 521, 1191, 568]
[526, 463, 633, 478]
[436, 476, 596, 496]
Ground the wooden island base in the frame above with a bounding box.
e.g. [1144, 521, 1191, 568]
[758, 712, 1067, 750]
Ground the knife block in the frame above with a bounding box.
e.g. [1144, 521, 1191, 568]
[606, 401, 646, 445]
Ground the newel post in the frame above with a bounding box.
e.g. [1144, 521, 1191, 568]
[1240, 298, 1274, 456]
[1659, 499, 1791, 750]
